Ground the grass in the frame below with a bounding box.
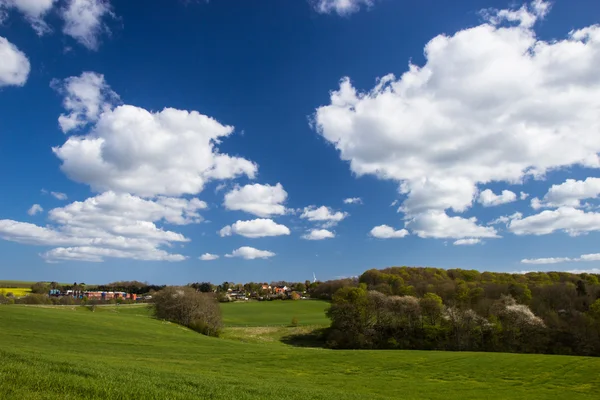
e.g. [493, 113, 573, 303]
[220, 299, 330, 326]
[1, 304, 599, 399]
[0, 280, 36, 289]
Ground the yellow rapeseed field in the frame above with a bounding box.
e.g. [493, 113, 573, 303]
[0, 288, 31, 297]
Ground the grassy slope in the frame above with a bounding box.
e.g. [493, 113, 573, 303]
[220, 300, 330, 326]
[1, 305, 599, 400]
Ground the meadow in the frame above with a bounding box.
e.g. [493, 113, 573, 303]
[220, 299, 330, 326]
[0, 303, 599, 399]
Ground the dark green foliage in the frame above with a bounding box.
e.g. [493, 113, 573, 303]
[326, 267, 600, 356]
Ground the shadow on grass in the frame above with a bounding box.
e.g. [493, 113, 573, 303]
[280, 327, 329, 348]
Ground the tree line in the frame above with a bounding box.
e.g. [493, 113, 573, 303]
[323, 267, 600, 356]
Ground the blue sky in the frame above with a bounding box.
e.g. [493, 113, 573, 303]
[1, 0, 600, 285]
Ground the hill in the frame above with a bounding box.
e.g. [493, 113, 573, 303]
[1, 304, 599, 399]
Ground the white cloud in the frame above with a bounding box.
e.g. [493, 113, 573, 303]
[223, 183, 287, 218]
[53, 72, 257, 197]
[453, 238, 481, 246]
[0, 36, 30, 87]
[313, 1, 600, 237]
[343, 197, 362, 204]
[567, 268, 600, 275]
[219, 218, 290, 238]
[0, 191, 206, 262]
[488, 212, 523, 226]
[520, 192, 529, 200]
[27, 204, 43, 216]
[369, 225, 409, 239]
[43, 246, 185, 263]
[312, 0, 374, 16]
[225, 246, 275, 260]
[521, 257, 572, 265]
[509, 207, 600, 236]
[61, 0, 115, 50]
[51, 191, 68, 200]
[302, 229, 335, 240]
[406, 210, 499, 239]
[0, 0, 56, 34]
[531, 177, 600, 209]
[199, 253, 219, 261]
[51, 72, 119, 133]
[300, 206, 347, 227]
[521, 253, 600, 265]
[477, 189, 517, 207]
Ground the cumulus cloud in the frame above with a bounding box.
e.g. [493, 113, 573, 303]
[453, 238, 482, 246]
[223, 183, 287, 218]
[509, 207, 600, 236]
[0, 0, 56, 34]
[477, 189, 517, 207]
[27, 204, 43, 216]
[406, 211, 499, 239]
[199, 253, 219, 261]
[219, 218, 290, 238]
[521, 253, 600, 265]
[521, 257, 572, 265]
[0, 191, 206, 262]
[313, 1, 600, 238]
[312, 0, 374, 16]
[369, 225, 409, 239]
[52, 72, 257, 197]
[343, 197, 362, 204]
[225, 246, 275, 260]
[51, 191, 68, 200]
[567, 268, 600, 274]
[520, 192, 529, 200]
[488, 212, 523, 226]
[51, 72, 119, 133]
[61, 0, 115, 50]
[300, 206, 347, 227]
[302, 229, 335, 240]
[531, 177, 600, 209]
[0, 36, 30, 87]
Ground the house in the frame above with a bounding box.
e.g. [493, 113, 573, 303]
[274, 286, 289, 295]
[261, 284, 272, 292]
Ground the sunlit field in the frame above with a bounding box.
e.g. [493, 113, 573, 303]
[1, 304, 599, 399]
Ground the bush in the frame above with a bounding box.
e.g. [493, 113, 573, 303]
[152, 286, 222, 337]
[291, 316, 299, 327]
[19, 294, 51, 305]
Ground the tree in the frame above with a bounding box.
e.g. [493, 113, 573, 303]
[420, 293, 444, 325]
[152, 286, 222, 336]
[30, 282, 50, 294]
[295, 283, 306, 293]
[590, 299, 600, 319]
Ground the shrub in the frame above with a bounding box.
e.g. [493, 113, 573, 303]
[19, 294, 51, 305]
[291, 316, 299, 327]
[152, 286, 222, 337]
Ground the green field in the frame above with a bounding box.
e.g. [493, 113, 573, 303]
[1, 304, 599, 399]
[0, 280, 36, 288]
[221, 300, 330, 326]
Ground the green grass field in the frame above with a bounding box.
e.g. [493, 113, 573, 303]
[221, 299, 330, 326]
[0, 280, 36, 289]
[1, 304, 599, 399]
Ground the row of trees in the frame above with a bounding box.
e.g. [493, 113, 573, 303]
[324, 267, 600, 356]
